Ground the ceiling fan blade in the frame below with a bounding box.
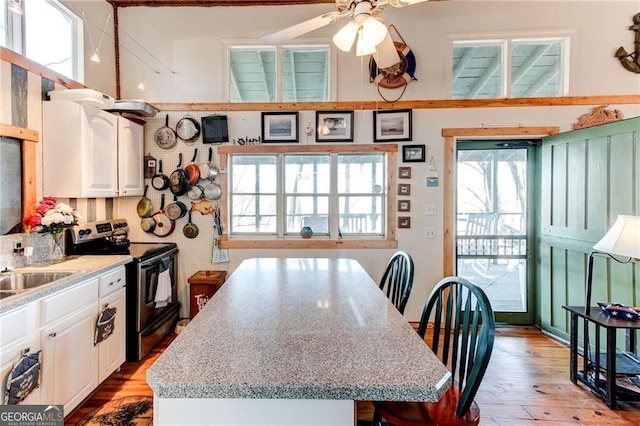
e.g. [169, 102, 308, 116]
[388, 0, 429, 7]
[261, 12, 345, 44]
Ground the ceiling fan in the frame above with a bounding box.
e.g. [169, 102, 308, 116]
[261, 0, 428, 68]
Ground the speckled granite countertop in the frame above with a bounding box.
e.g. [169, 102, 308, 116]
[147, 258, 451, 402]
[0, 255, 132, 314]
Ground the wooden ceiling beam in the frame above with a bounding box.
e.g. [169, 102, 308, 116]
[107, 0, 333, 7]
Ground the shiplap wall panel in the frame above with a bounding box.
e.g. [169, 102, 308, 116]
[539, 117, 640, 343]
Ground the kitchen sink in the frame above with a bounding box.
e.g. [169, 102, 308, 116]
[0, 271, 75, 291]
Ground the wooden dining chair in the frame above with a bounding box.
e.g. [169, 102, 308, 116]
[372, 276, 495, 426]
[379, 251, 415, 314]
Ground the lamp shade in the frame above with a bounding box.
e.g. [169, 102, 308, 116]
[356, 30, 377, 56]
[593, 215, 640, 259]
[373, 30, 401, 69]
[360, 16, 388, 47]
[333, 21, 359, 52]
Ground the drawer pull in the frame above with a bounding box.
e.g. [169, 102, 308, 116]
[109, 278, 123, 286]
[48, 332, 57, 338]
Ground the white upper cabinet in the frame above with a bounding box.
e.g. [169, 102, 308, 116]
[43, 101, 143, 198]
[117, 116, 144, 197]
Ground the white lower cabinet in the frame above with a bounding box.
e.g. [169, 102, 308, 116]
[97, 286, 126, 383]
[41, 303, 99, 413]
[0, 266, 127, 414]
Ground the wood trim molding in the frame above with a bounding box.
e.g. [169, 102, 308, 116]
[155, 95, 640, 112]
[219, 238, 398, 249]
[218, 144, 398, 154]
[1, 123, 40, 218]
[441, 126, 560, 276]
[0, 47, 84, 90]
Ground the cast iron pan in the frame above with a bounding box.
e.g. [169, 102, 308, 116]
[151, 160, 170, 191]
[169, 153, 190, 196]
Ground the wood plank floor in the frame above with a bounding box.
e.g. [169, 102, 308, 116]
[65, 326, 640, 425]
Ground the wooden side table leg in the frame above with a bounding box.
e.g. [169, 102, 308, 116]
[606, 327, 617, 409]
[569, 312, 578, 383]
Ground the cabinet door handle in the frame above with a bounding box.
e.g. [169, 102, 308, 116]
[48, 332, 57, 338]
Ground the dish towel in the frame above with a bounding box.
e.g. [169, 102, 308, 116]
[155, 259, 172, 308]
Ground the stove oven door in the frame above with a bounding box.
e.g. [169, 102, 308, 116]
[137, 252, 177, 332]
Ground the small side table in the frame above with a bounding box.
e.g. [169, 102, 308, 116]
[188, 270, 227, 319]
[563, 305, 640, 408]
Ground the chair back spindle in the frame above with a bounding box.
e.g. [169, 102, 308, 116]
[379, 251, 415, 314]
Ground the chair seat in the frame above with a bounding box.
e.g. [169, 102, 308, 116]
[373, 386, 481, 426]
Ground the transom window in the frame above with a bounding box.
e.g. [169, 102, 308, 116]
[1, 0, 83, 82]
[218, 144, 398, 249]
[228, 44, 332, 103]
[452, 37, 568, 99]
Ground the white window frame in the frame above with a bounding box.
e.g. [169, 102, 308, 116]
[451, 34, 570, 99]
[222, 38, 337, 103]
[217, 144, 398, 250]
[2, 0, 83, 82]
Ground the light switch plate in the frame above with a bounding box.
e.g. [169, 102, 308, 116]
[425, 203, 437, 215]
[424, 227, 436, 239]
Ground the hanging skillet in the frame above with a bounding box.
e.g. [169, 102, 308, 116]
[155, 114, 177, 149]
[151, 160, 170, 191]
[176, 115, 201, 143]
[169, 153, 190, 196]
[183, 211, 199, 239]
[136, 185, 153, 218]
[152, 194, 176, 238]
[184, 148, 201, 185]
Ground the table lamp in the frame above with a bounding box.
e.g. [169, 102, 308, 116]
[585, 215, 640, 314]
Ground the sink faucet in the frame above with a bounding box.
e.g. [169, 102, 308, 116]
[1, 266, 11, 273]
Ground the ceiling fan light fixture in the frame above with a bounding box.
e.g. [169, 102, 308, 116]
[374, 30, 401, 69]
[333, 21, 359, 52]
[356, 30, 377, 57]
[360, 16, 388, 47]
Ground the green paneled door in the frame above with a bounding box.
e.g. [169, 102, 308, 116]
[539, 117, 640, 349]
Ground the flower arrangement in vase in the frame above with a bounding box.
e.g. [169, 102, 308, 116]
[22, 197, 82, 260]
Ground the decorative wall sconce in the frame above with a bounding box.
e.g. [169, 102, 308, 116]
[615, 13, 640, 74]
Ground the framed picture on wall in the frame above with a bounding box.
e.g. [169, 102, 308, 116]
[373, 109, 412, 142]
[261, 112, 299, 143]
[398, 200, 411, 212]
[398, 217, 411, 229]
[316, 110, 354, 142]
[399, 167, 412, 179]
[402, 144, 426, 163]
[398, 183, 411, 196]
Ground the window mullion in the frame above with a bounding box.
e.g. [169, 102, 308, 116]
[276, 46, 282, 103]
[329, 154, 339, 238]
[277, 153, 284, 237]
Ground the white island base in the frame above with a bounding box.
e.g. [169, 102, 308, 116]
[154, 397, 354, 425]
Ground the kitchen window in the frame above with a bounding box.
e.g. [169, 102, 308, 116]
[217, 144, 398, 249]
[1, 0, 83, 82]
[227, 44, 334, 102]
[452, 37, 568, 99]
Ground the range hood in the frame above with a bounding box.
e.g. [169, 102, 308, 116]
[106, 100, 160, 117]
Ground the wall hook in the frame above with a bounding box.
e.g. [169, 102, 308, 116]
[615, 13, 640, 74]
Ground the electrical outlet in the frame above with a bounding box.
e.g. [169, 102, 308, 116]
[424, 227, 436, 239]
[425, 203, 437, 215]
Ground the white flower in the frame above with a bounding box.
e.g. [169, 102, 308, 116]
[57, 203, 74, 214]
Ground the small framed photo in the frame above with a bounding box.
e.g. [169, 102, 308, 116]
[261, 112, 299, 143]
[398, 183, 411, 196]
[398, 216, 411, 229]
[316, 110, 354, 142]
[399, 167, 412, 179]
[403, 144, 426, 163]
[373, 109, 412, 142]
[398, 200, 411, 212]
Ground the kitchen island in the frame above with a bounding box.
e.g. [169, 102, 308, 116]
[147, 258, 451, 426]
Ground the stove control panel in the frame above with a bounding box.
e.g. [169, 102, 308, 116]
[70, 219, 129, 243]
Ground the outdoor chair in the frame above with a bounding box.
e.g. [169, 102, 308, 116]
[372, 276, 495, 426]
[379, 251, 415, 314]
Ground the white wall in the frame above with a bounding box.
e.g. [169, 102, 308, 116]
[106, 1, 640, 321]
